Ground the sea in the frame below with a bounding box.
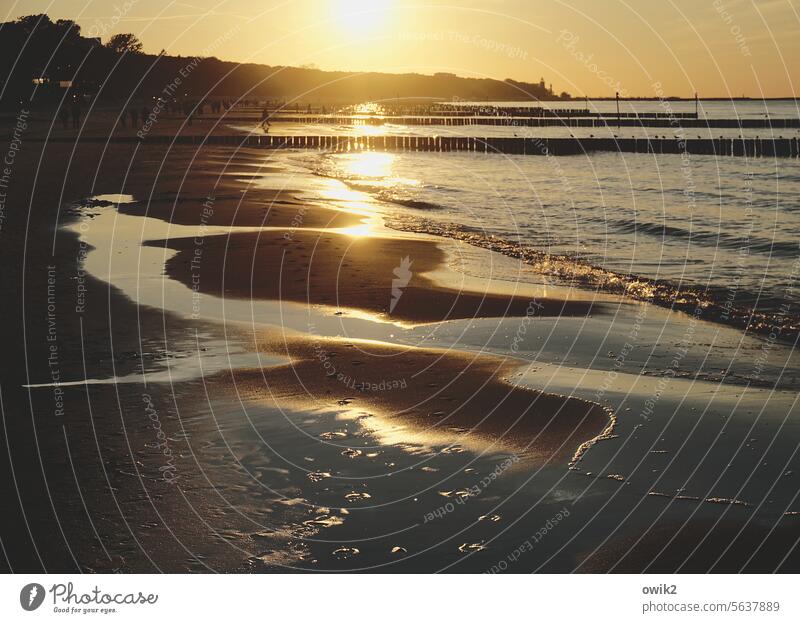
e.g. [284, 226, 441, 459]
[269, 99, 800, 338]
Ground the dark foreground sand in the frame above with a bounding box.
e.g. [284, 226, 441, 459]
[226, 332, 611, 462]
[580, 517, 800, 572]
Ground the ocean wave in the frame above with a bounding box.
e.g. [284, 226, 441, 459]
[377, 195, 443, 211]
[303, 150, 799, 339]
[382, 214, 800, 342]
[589, 217, 799, 257]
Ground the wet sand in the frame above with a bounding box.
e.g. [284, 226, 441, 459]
[4, 110, 798, 573]
[580, 517, 800, 573]
[121, 189, 362, 229]
[0, 138, 256, 571]
[228, 332, 611, 462]
[153, 227, 597, 323]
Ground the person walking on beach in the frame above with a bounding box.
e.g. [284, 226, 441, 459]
[260, 106, 270, 133]
[70, 101, 81, 129]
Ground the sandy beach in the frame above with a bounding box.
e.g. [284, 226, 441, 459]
[2, 110, 799, 574]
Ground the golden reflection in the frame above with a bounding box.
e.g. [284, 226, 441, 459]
[341, 151, 394, 178]
[337, 223, 373, 238]
[334, 406, 502, 456]
[352, 101, 385, 115]
[351, 123, 392, 137]
[339, 151, 421, 190]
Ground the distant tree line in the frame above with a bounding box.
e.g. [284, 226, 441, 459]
[0, 14, 570, 109]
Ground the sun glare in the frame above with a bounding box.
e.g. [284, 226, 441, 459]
[337, 223, 373, 238]
[343, 152, 395, 178]
[331, 0, 393, 34]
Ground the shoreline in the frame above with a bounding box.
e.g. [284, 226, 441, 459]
[60, 145, 613, 461]
[25, 111, 797, 342]
[3, 125, 800, 573]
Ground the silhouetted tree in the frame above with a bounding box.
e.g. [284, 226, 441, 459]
[14, 14, 51, 33]
[105, 33, 143, 54]
[55, 19, 81, 37]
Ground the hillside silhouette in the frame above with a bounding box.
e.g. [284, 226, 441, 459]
[0, 14, 568, 108]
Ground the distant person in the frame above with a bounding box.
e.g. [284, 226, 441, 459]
[70, 101, 81, 129]
[260, 107, 270, 133]
[59, 106, 69, 129]
[129, 108, 138, 128]
[140, 106, 149, 125]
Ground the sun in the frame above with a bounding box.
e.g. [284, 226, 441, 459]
[331, 0, 393, 34]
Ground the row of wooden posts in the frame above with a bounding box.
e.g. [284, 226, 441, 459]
[135, 133, 800, 157]
[227, 115, 800, 129]
[45, 132, 800, 157]
[412, 109, 698, 119]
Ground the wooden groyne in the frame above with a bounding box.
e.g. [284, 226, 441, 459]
[339, 107, 699, 119]
[250, 114, 800, 129]
[132, 134, 800, 157]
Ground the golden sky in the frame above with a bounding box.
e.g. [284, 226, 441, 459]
[7, 0, 800, 97]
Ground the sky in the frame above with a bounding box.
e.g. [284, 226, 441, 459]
[2, 0, 799, 97]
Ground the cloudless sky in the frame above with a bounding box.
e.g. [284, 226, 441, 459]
[2, 0, 799, 97]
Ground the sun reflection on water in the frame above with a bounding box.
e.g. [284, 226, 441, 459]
[338, 151, 420, 188]
[342, 151, 395, 177]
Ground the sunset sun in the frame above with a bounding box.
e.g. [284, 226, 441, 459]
[330, 0, 393, 35]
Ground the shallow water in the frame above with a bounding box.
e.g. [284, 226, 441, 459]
[300, 148, 800, 337]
